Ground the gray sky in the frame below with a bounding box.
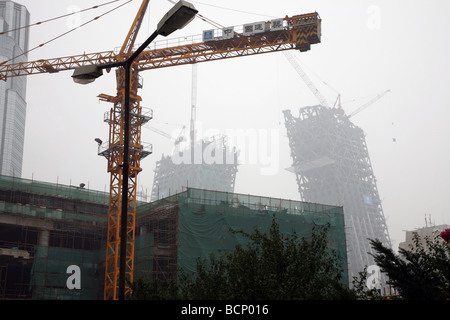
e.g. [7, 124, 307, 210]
[16, 0, 450, 250]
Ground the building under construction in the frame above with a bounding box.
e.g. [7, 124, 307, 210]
[0, 174, 347, 299]
[283, 105, 391, 283]
[150, 135, 239, 201]
[0, 175, 109, 299]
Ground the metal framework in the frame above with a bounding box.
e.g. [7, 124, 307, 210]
[135, 195, 179, 282]
[0, 6, 322, 300]
[283, 105, 391, 282]
[97, 70, 150, 300]
[151, 135, 238, 201]
[0, 175, 109, 299]
[0, 13, 321, 80]
[97, 0, 151, 300]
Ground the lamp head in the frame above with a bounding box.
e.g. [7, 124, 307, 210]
[72, 65, 103, 85]
[157, 0, 198, 37]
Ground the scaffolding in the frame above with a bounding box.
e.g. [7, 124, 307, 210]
[139, 187, 348, 286]
[0, 175, 109, 299]
[283, 105, 391, 284]
[135, 194, 179, 282]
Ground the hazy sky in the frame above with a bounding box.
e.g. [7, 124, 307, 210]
[15, 0, 450, 250]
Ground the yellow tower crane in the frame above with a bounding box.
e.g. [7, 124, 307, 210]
[0, 1, 322, 300]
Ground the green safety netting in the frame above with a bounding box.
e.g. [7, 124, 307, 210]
[31, 246, 104, 300]
[175, 189, 348, 286]
[0, 175, 109, 204]
[0, 201, 106, 223]
[134, 233, 154, 277]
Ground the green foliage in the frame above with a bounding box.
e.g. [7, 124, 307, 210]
[129, 275, 180, 300]
[349, 266, 384, 300]
[130, 217, 353, 300]
[369, 232, 450, 300]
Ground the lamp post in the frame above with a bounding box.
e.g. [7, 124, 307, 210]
[72, 0, 198, 300]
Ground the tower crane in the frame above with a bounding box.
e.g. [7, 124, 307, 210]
[284, 51, 389, 118]
[284, 50, 345, 110]
[144, 123, 185, 145]
[190, 63, 197, 148]
[0, 1, 322, 300]
[283, 50, 331, 109]
[348, 89, 390, 118]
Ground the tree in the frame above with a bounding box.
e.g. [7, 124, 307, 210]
[130, 274, 180, 300]
[349, 266, 384, 300]
[130, 217, 353, 300]
[369, 232, 450, 300]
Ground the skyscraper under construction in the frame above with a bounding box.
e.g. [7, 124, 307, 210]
[283, 105, 391, 282]
[150, 61, 239, 202]
[150, 135, 239, 201]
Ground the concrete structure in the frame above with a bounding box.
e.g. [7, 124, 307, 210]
[283, 105, 392, 284]
[0, 1, 29, 177]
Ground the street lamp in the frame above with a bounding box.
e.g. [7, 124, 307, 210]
[71, 65, 103, 85]
[157, 0, 197, 36]
[72, 0, 198, 300]
[72, 0, 198, 83]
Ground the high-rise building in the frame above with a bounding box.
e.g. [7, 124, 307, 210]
[0, 1, 29, 177]
[283, 105, 392, 283]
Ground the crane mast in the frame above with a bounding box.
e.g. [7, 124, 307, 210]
[100, 0, 152, 300]
[0, 3, 322, 300]
[190, 63, 197, 147]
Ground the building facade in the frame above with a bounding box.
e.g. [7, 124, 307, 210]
[0, 1, 29, 177]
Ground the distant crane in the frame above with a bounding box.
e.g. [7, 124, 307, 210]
[284, 51, 331, 109]
[190, 63, 198, 149]
[284, 51, 390, 118]
[348, 89, 390, 118]
[144, 123, 185, 145]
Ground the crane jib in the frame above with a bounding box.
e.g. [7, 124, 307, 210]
[0, 13, 321, 81]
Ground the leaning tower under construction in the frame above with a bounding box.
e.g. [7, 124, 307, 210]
[283, 105, 391, 282]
